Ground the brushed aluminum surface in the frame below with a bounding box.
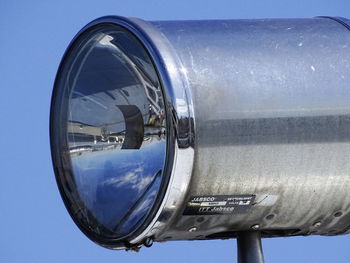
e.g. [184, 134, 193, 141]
[143, 17, 350, 242]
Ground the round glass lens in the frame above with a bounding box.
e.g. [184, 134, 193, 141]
[56, 24, 167, 239]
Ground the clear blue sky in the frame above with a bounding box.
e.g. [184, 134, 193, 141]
[1, 0, 350, 262]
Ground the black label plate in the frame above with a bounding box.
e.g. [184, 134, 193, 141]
[183, 195, 255, 215]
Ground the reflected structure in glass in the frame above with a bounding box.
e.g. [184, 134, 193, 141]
[61, 25, 167, 238]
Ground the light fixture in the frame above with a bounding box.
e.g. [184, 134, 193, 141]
[51, 16, 350, 262]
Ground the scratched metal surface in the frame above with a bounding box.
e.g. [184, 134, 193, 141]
[150, 18, 350, 240]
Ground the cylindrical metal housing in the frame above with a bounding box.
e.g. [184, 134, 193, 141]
[51, 16, 350, 250]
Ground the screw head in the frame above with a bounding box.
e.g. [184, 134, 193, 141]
[143, 237, 153, 248]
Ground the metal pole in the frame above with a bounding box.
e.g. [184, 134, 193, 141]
[237, 231, 265, 263]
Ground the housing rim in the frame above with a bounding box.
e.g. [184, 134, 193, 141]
[50, 15, 193, 249]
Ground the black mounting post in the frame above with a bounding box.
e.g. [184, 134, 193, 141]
[237, 231, 265, 263]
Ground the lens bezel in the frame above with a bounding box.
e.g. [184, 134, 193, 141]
[50, 17, 177, 249]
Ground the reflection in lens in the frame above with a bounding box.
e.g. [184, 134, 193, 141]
[61, 25, 167, 238]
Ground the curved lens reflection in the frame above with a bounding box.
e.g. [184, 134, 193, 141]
[65, 26, 167, 237]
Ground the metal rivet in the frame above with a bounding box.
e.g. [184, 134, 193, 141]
[196, 217, 205, 223]
[313, 221, 322, 228]
[266, 214, 275, 220]
[251, 224, 260, 230]
[334, 211, 343, 217]
[188, 226, 198, 232]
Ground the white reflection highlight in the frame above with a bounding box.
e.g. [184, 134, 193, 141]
[104, 167, 154, 192]
[99, 35, 115, 47]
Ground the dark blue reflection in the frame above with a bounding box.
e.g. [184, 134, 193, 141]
[65, 26, 167, 238]
[71, 141, 166, 234]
